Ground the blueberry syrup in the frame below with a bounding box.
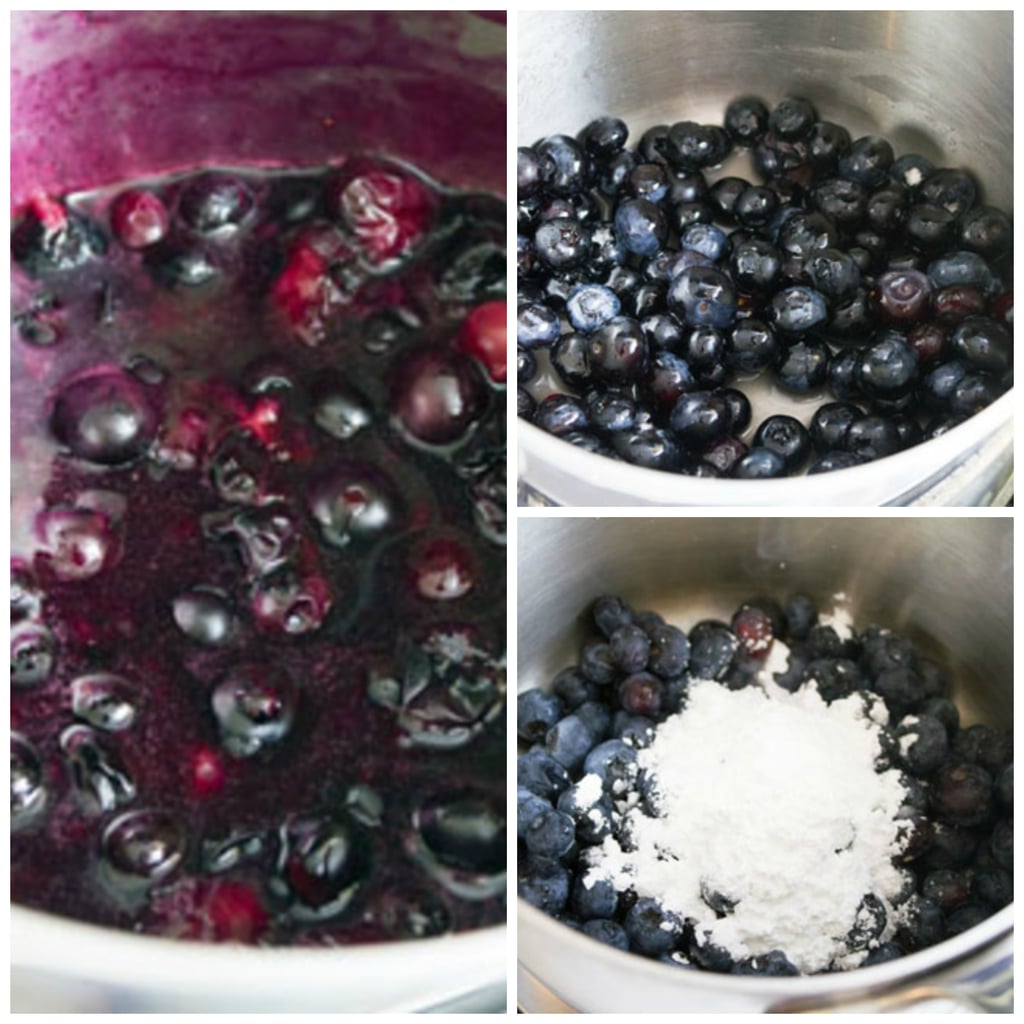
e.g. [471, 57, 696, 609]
[11, 159, 507, 945]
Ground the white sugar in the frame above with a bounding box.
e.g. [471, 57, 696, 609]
[586, 677, 909, 973]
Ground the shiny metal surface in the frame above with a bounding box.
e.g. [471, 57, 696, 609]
[517, 11, 1013, 506]
[517, 517, 1013, 1012]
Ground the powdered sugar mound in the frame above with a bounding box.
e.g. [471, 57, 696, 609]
[587, 678, 909, 973]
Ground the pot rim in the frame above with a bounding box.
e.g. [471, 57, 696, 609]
[12, 903, 506, 994]
[518, 899, 1012, 998]
[518, 388, 1013, 505]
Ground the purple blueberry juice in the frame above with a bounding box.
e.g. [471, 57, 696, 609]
[11, 156, 507, 945]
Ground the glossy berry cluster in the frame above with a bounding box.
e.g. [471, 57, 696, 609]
[517, 97, 1013, 479]
[517, 593, 1012, 972]
[11, 160, 506, 945]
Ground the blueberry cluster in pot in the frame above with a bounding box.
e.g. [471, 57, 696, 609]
[517, 594, 1013, 974]
[11, 162, 507, 945]
[517, 96, 1013, 478]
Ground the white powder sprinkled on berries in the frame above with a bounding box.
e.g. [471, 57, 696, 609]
[587, 675, 910, 973]
[575, 773, 604, 809]
[818, 592, 855, 640]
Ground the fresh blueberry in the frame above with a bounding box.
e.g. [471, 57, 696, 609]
[566, 283, 621, 333]
[545, 714, 598, 772]
[517, 747, 571, 800]
[587, 316, 649, 381]
[918, 168, 978, 219]
[688, 621, 738, 680]
[611, 425, 683, 471]
[730, 237, 781, 293]
[727, 319, 779, 374]
[768, 96, 817, 140]
[667, 266, 738, 329]
[895, 714, 950, 777]
[609, 625, 651, 673]
[724, 96, 769, 145]
[752, 415, 811, 471]
[844, 414, 902, 460]
[949, 316, 1012, 375]
[579, 642, 617, 685]
[524, 807, 576, 861]
[776, 338, 830, 393]
[669, 390, 731, 449]
[625, 898, 683, 956]
[733, 447, 788, 479]
[518, 857, 570, 914]
[517, 302, 561, 348]
[582, 918, 629, 950]
[533, 394, 590, 437]
[769, 285, 828, 334]
[810, 401, 861, 452]
[732, 951, 800, 976]
[579, 116, 629, 159]
[534, 218, 591, 269]
[614, 198, 667, 257]
[518, 689, 565, 743]
[535, 134, 589, 196]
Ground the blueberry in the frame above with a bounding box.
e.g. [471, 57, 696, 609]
[732, 950, 800, 976]
[665, 121, 730, 171]
[11, 623, 58, 687]
[608, 624, 651, 674]
[733, 447, 788, 479]
[806, 248, 862, 300]
[625, 898, 683, 956]
[895, 714, 949, 777]
[844, 414, 902, 460]
[611, 425, 683, 471]
[769, 285, 828, 334]
[768, 96, 817, 140]
[930, 762, 994, 827]
[897, 896, 944, 950]
[971, 866, 1012, 910]
[211, 664, 298, 758]
[614, 198, 667, 257]
[517, 787, 552, 839]
[179, 174, 253, 232]
[724, 96, 769, 145]
[628, 162, 670, 204]
[780, 209, 841, 256]
[579, 116, 629, 159]
[927, 251, 996, 294]
[549, 330, 593, 389]
[579, 641, 617, 685]
[11, 733, 47, 831]
[557, 782, 610, 839]
[643, 351, 699, 410]
[944, 903, 992, 938]
[810, 402, 860, 453]
[535, 134, 589, 196]
[12, 198, 107, 275]
[710, 176, 751, 218]
[857, 331, 919, 400]
[846, 892, 888, 952]
[533, 394, 590, 437]
[862, 943, 905, 966]
[922, 823, 978, 870]
[805, 658, 862, 702]
[583, 739, 639, 792]
[582, 918, 629, 950]
[571, 873, 619, 920]
[996, 764, 1013, 807]
[534, 218, 590, 269]
[727, 319, 779, 374]
[991, 818, 1012, 870]
[733, 186, 779, 229]
[518, 689, 565, 743]
[891, 153, 934, 190]
[517, 302, 561, 348]
[519, 856, 570, 914]
[806, 121, 852, 171]
[592, 595, 634, 638]
[667, 266, 738, 329]
[615, 714, 657, 748]
[680, 223, 729, 261]
[919, 697, 961, 738]
[918, 168, 978, 219]
[60, 724, 136, 814]
[905, 203, 956, 251]
[752, 415, 811, 471]
[517, 346, 538, 386]
[566, 283, 621, 333]
[730, 237, 781, 292]
[668, 390, 732, 450]
[517, 747, 571, 800]
[524, 807, 576, 861]
[575, 700, 612, 743]
[959, 205, 1013, 259]
[776, 338, 830, 393]
[587, 316, 649, 381]
[598, 150, 637, 195]
[720, 388, 752, 434]
[517, 147, 541, 197]
[688, 621, 738, 680]
[949, 316, 1012, 375]
[838, 136, 894, 189]
[645, 623, 690, 679]
[545, 714, 599, 772]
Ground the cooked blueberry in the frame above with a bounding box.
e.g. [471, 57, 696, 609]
[60, 724, 136, 814]
[179, 174, 253, 232]
[11, 733, 48, 831]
